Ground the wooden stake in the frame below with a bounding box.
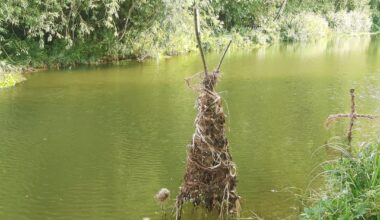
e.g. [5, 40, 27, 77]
[347, 89, 356, 145]
[325, 89, 377, 151]
[215, 40, 232, 73]
[194, 6, 208, 76]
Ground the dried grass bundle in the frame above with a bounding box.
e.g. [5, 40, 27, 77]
[176, 69, 240, 219]
[175, 7, 239, 219]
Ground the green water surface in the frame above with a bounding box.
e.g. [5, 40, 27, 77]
[1, 36, 380, 220]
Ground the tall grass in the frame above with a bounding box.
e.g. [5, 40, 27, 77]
[302, 142, 380, 219]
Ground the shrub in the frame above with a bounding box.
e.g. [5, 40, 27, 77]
[280, 13, 329, 42]
[251, 16, 281, 45]
[327, 11, 372, 34]
[0, 61, 21, 74]
[0, 61, 25, 88]
[371, 11, 380, 32]
[301, 141, 380, 219]
[0, 72, 25, 88]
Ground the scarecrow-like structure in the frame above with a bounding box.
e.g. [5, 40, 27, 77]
[325, 89, 377, 152]
[175, 6, 240, 220]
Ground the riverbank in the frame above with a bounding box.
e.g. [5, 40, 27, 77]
[1, 0, 379, 81]
[0, 62, 24, 88]
[1, 32, 377, 89]
[0, 73, 25, 89]
[302, 140, 380, 219]
[1, 0, 379, 80]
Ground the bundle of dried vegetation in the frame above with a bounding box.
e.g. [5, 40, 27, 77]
[175, 6, 240, 220]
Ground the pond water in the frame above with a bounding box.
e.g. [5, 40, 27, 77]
[1, 35, 380, 220]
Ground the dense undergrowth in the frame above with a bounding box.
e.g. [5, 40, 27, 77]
[1, 0, 380, 69]
[0, 0, 379, 87]
[302, 141, 380, 219]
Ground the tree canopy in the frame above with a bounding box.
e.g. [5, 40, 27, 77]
[0, 0, 379, 67]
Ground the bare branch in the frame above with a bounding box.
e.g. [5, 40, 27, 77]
[194, 6, 208, 76]
[324, 114, 350, 128]
[118, 0, 136, 41]
[355, 114, 378, 119]
[215, 40, 232, 73]
[274, 0, 288, 21]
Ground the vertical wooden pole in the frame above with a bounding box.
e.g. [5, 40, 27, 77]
[194, 6, 208, 76]
[216, 40, 232, 73]
[347, 89, 356, 148]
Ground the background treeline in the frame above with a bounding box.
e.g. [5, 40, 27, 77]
[0, 0, 380, 68]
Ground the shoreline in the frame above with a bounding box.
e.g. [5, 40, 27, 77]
[1, 32, 378, 89]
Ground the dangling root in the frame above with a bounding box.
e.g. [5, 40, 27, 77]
[176, 71, 239, 219]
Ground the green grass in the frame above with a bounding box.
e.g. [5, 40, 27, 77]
[302, 142, 380, 219]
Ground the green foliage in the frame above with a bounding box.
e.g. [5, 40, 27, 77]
[280, 13, 329, 42]
[0, 60, 21, 74]
[302, 142, 380, 219]
[0, 73, 25, 88]
[372, 12, 380, 32]
[327, 11, 372, 33]
[0, 0, 379, 68]
[370, 0, 380, 32]
[210, 0, 282, 30]
[0, 0, 203, 65]
[0, 61, 24, 88]
[334, 0, 371, 12]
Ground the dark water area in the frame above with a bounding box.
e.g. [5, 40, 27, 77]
[1, 35, 380, 219]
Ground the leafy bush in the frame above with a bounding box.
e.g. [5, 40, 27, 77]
[0, 61, 25, 88]
[0, 61, 20, 74]
[302, 142, 380, 219]
[249, 16, 281, 45]
[0, 73, 25, 88]
[0, 0, 205, 65]
[371, 11, 380, 32]
[327, 11, 372, 33]
[280, 13, 329, 42]
[334, 0, 371, 12]
[371, 0, 380, 32]
[0, 0, 378, 67]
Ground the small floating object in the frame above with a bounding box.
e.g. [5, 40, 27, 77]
[155, 188, 170, 204]
[142, 218, 150, 220]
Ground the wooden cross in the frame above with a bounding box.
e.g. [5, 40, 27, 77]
[325, 89, 377, 149]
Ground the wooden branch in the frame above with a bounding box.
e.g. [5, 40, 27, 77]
[215, 40, 232, 73]
[194, 6, 208, 76]
[274, 0, 288, 21]
[356, 114, 378, 119]
[324, 113, 351, 128]
[325, 89, 377, 150]
[118, 0, 136, 41]
[347, 89, 356, 146]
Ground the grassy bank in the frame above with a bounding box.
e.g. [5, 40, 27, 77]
[301, 141, 380, 219]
